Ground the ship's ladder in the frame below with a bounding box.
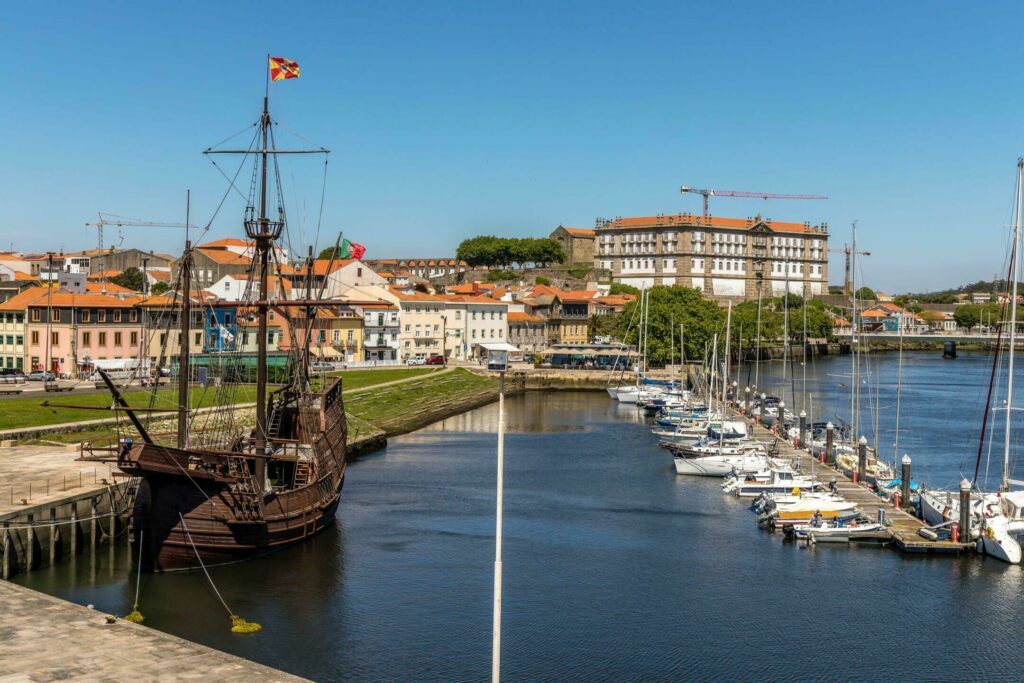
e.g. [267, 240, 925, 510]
[226, 455, 265, 522]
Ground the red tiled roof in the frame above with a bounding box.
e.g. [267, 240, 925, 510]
[562, 227, 596, 237]
[508, 312, 544, 323]
[602, 214, 823, 235]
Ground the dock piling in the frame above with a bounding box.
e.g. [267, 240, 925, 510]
[2, 522, 10, 580]
[858, 436, 868, 485]
[759, 393, 766, 424]
[70, 501, 78, 557]
[825, 422, 835, 466]
[49, 507, 58, 565]
[959, 478, 972, 541]
[798, 411, 807, 449]
[26, 513, 34, 571]
[901, 455, 911, 508]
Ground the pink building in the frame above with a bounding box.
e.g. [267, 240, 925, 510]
[0, 287, 144, 376]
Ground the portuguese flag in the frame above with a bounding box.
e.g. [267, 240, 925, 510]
[339, 238, 366, 260]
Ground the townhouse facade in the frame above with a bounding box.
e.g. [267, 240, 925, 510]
[442, 296, 509, 361]
[360, 302, 401, 361]
[0, 288, 146, 375]
[507, 312, 546, 356]
[593, 213, 829, 301]
[395, 292, 446, 360]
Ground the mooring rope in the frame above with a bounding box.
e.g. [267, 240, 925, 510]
[124, 529, 145, 623]
[177, 512, 261, 634]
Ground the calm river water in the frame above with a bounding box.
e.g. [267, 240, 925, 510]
[15, 351, 1024, 681]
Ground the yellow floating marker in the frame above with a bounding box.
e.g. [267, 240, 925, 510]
[231, 615, 262, 634]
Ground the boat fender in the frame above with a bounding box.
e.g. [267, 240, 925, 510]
[942, 506, 951, 521]
[987, 526, 996, 539]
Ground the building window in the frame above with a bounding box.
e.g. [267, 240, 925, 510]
[130, 331, 138, 346]
[53, 309, 61, 323]
[195, 332, 202, 346]
[113, 310, 122, 323]
[99, 332, 107, 345]
[114, 332, 122, 345]
[98, 310, 106, 323]
[130, 310, 138, 323]
[30, 331, 39, 345]
[82, 309, 90, 323]
[51, 331, 59, 345]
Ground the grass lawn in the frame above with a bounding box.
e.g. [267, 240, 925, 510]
[5, 367, 441, 432]
[330, 366, 441, 391]
[2, 385, 260, 432]
[344, 368, 495, 429]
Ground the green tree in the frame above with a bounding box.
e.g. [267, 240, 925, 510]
[317, 246, 336, 260]
[110, 266, 146, 292]
[455, 236, 565, 268]
[608, 282, 641, 296]
[589, 312, 621, 340]
[953, 304, 980, 331]
[150, 281, 170, 295]
[535, 275, 551, 285]
[617, 286, 725, 365]
[855, 287, 877, 301]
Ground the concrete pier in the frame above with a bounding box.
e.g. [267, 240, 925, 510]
[0, 581, 307, 681]
[0, 444, 128, 577]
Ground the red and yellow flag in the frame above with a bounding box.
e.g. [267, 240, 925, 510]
[269, 57, 300, 82]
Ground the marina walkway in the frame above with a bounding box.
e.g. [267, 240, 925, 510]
[0, 581, 307, 681]
[744, 417, 975, 554]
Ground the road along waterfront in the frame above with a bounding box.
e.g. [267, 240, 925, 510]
[11, 386, 1024, 681]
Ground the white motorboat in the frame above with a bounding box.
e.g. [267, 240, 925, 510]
[733, 467, 818, 498]
[673, 452, 769, 477]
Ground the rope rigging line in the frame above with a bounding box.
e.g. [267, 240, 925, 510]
[177, 512, 261, 634]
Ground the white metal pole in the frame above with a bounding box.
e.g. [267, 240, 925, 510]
[492, 372, 506, 683]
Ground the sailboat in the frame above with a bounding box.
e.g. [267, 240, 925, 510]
[979, 159, 1024, 564]
[96, 77, 347, 571]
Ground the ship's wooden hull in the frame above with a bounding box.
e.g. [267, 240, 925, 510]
[122, 379, 348, 572]
[132, 473, 344, 571]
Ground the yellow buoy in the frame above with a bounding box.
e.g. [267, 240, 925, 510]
[230, 615, 262, 634]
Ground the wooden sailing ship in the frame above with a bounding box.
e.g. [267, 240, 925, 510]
[94, 88, 348, 571]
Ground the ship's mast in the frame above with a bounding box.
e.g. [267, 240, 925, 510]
[177, 192, 192, 449]
[251, 96, 278, 493]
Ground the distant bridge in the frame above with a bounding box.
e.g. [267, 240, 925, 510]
[855, 332, 1014, 345]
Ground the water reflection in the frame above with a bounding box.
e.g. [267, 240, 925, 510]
[14, 387, 1024, 681]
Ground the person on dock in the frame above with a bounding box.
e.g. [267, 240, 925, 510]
[811, 510, 823, 527]
[829, 478, 837, 494]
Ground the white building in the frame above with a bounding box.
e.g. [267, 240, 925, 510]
[441, 295, 509, 361]
[359, 302, 401, 361]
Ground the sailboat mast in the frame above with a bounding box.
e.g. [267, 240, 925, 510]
[754, 285, 762, 391]
[723, 301, 732, 409]
[1003, 159, 1022, 490]
[782, 261, 789, 406]
[850, 222, 858, 438]
[177, 193, 192, 449]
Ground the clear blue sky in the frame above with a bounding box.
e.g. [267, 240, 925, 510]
[5, 1, 1024, 293]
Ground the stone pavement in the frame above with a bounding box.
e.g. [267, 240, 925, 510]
[0, 446, 114, 518]
[0, 581, 307, 682]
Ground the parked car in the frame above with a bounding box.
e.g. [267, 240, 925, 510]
[310, 361, 334, 373]
[406, 356, 427, 366]
[425, 355, 446, 366]
[28, 370, 55, 381]
[0, 372, 26, 384]
[330, 361, 348, 371]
